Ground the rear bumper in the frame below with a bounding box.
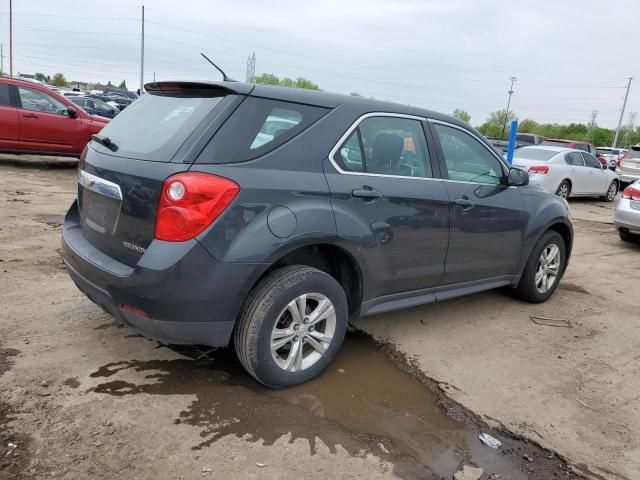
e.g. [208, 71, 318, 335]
[62, 201, 264, 347]
[614, 199, 640, 235]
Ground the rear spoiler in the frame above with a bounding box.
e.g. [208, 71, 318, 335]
[144, 81, 254, 96]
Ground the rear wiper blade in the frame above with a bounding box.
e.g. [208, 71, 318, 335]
[91, 134, 118, 152]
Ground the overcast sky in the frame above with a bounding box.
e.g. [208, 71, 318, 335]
[0, 0, 638, 127]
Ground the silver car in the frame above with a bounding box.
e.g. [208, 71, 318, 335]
[616, 147, 640, 184]
[597, 147, 626, 170]
[614, 181, 640, 242]
[512, 146, 620, 201]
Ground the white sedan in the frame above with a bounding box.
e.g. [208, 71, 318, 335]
[512, 146, 620, 201]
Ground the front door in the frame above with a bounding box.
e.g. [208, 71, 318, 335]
[581, 152, 609, 194]
[430, 121, 529, 285]
[324, 114, 450, 301]
[16, 86, 80, 153]
[0, 83, 19, 150]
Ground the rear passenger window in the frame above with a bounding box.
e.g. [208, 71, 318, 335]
[333, 116, 432, 178]
[335, 130, 364, 172]
[566, 152, 585, 166]
[0, 85, 11, 106]
[202, 97, 328, 164]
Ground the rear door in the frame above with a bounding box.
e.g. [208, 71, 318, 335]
[16, 85, 80, 153]
[430, 121, 528, 285]
[324, 114, 450, 299]
[565, 151, 588, 194]
[0, 83, 19, 150]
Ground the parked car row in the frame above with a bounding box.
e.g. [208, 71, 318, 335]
[512, 146, 619, 201]
[0, 76, 109, 156]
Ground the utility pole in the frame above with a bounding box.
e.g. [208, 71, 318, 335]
[586, 110, 598, 143]
[139, 5, 145, 95]
[621, 112, 637, 148]
[613, 77, 633, 148]
[1, 44, 4, 76]
[500, 76, 517, 140]
[9, 0, 13, 77]
[245, 53, 256, 83]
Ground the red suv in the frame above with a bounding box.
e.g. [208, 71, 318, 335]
[0, 77, 109, 157]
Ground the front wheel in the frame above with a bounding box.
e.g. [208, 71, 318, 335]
[601, 181, 619, 202]
[619, 230, 639, 243]
[514, 231, 567, 303]
[234, 266, 348, 388]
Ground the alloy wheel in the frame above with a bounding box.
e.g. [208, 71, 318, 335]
[607, 182, 618, 201]
[270, 293, 336, 372]
[535, 243, 561, 294]
[557, 183, 569, 199]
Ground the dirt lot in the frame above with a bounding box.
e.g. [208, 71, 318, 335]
[0, 158, 638, 479]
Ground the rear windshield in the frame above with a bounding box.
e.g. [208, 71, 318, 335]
[92, 92, 224, 161]
[514, 147, 558, 161]
[198, 97, 328, 164]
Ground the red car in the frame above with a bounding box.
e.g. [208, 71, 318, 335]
[0, 76, 109, 157]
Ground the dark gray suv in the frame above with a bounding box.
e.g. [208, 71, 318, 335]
[62, 81, 573, 388]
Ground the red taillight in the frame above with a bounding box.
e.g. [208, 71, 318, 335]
[155, 172, 240, 242]
[621, 185, 640, 201]
[528, 165, 549, 174]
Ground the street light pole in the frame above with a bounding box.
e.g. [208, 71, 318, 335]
[139, 5, 145, 95]
[500, 76, 517, 140]
[612, 77, 633, 148]
[9, 0, 13, 77]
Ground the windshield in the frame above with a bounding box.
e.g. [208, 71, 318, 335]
[93, 92, 224, 161]
[514, 147, 558, 161]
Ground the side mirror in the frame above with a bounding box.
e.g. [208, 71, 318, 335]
[67, 107, 78, 118]
[507, 167, 529, 187]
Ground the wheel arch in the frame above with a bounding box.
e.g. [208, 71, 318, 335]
[243, 242, 364, 316]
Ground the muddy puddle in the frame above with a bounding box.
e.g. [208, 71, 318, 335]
[89, 334, 578, 479]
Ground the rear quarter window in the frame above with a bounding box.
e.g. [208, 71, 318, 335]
[198, 97, 328, 164]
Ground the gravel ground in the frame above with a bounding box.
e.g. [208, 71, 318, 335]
[0, 158, 638, 479]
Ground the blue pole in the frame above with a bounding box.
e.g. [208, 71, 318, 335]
[506, 119, 518, 165]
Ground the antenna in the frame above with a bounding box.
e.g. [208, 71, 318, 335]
[200, 53, 236, 82]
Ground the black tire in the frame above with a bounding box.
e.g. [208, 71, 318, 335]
[234, 265, 348, 388]
[514, 231, 567, 303]
[555, 180, 571, 199]
[619, 230, 638, 243]
[600, 180, 619, 202]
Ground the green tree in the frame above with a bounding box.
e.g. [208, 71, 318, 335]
[119, 80, 127, 89]
[350, 92, 362, 97]
[518, 119, 539, 133]
[34, 72, 48, 82]
[294, 77, 319, 90]
[451, 109, 471, 123]
[254, 73, 320, 90]
[254, 73, 281, 86]
[50, 73, 68, 87]
[477, 109, 517, 138]
[107, 80, 113, 86]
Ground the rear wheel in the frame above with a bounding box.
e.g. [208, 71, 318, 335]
[555, 180, 571, 199]
[619, 230, 639, 243]
[515, 231, 566, 303]
[234, 266, 348, 388]
[601, 181, 618, 202]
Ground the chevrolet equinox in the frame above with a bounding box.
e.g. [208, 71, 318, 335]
[62, 81, 573, 388]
